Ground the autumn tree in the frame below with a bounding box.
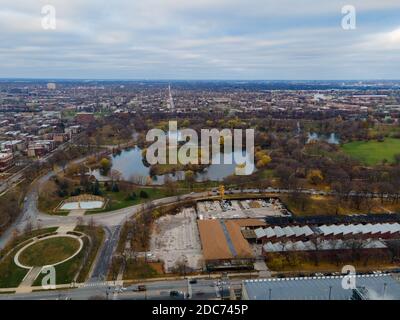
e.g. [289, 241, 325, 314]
[99, 158, 112, 175]
[184, 170, 196, 191]
[307, 169, 324, 185]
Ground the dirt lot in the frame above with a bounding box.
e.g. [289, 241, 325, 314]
[150, 207, 203, 273]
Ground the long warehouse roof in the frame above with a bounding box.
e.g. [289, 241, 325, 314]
[243, 274, 400, 300]
[255, 222, 400, 240]
[263, 239, 387, 253]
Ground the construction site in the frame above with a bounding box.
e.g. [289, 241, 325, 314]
[147, 193, 400, 275]
[149, 196, 292, 273]
[196, 198, 292, 219]
[150, 207, 203, 273]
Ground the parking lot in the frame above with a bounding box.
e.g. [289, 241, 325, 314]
[197, 198, 291, 219]
[150, 207, 203, 273]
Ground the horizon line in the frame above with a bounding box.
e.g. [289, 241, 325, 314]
[0, 78, 400, 82]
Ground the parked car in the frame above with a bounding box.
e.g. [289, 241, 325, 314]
[136, 285, 147, 292]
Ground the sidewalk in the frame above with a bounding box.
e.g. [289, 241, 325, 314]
[0, 271, 261, 294]
[15, 267, 42, 294]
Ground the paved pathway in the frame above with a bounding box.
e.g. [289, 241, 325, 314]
[15, 267, 42, 294]
[68, 209, 86, 217]
[254, 260, 271, 278]
[56, 224, 76, 234]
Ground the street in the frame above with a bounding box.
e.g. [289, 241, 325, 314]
[0, 278, 241, 300]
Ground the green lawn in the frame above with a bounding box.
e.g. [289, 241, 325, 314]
[0, 254, 28, 288]
[0, 228, 58, 288]
[89, 187, 170, 214]
[41, 185, 174, 215]
[34, 227, 104, 285]
[0, 228, 58, 254]
[19, 237, 80, 267]
[341, 138, 400, 165]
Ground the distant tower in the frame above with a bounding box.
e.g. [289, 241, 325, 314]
[167, 85, 175, 111]
[47, 82, 56, 90]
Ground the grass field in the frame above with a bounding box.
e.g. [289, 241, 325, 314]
[33, 226, 104, 285]
[123, 259, 164, 279]
[0, 228, 58, 288]
[19, 237, 80, 267]
[91, 187, 170, 213]
[0, 254, 27, 288]
[39, 181, 175, 215]
[341, 138, 400, 165]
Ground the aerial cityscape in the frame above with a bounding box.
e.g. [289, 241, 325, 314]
[0, 0, 400, 307]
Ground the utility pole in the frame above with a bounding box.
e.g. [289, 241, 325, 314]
[220, 276, 224, 300]
[383, 283, 387, 300]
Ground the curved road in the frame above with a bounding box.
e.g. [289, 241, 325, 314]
[1, 165, 397, 297]
[0, 166, 209, 249]
[2, 174, 394, 250]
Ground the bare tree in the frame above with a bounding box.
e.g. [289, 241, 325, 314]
[174, 256, 189, 276]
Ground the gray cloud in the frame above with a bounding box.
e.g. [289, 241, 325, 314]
[0, 0, 399, 79]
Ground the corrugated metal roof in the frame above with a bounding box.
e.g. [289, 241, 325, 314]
[263, 239, 387, 253]
[258, 222, 400, 240]
[265, 227, 275, 238]
[273, 226, 285, 238]
[254, 227, 266, 239]
[243, 275, 400, 300]
[302, 225, 314, 236]
[282, 226, 295, 237]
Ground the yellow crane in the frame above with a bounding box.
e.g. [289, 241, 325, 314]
[219, 185, 225, 199]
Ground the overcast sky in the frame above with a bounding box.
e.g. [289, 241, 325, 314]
[0, 0, 399, 80]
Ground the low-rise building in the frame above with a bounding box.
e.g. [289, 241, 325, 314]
[27, 140, 55, 158]
[0, 152, 15, 172]
[75, 112, 95, 125]
[0, 140, 25, 152]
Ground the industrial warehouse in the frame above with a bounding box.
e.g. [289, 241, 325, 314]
[197, 219, 265, 270]
[242, 274, 400, 300]
[194, 197, 290, 270]
[149, 196, 400, 274]
[256, 222, 400, 265]
[255, 222, 400, 243]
